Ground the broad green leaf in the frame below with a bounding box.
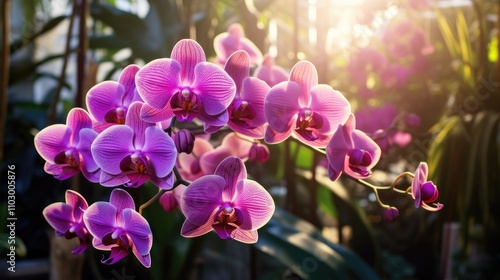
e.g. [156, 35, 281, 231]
[255, 208, 379, 279]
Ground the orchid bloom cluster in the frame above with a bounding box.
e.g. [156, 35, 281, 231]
[35, 23, 442, 267]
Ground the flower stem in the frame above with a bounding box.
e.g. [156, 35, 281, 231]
[139, 189, 166, 216]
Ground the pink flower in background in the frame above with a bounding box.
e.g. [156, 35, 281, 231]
[408, 0, 430, 10]
[180, 156, 275, 243]
[214, 23, 263, 67]
[326, 114, 381, 181]
[159, 184, 187, 212]
[347, 47, 387, 86]
[224, 50, 270, 139]
[355, 104, 412, 153]
[176, 136, 215, 181]
[412, 162, 443, 212]
[43, 190, 91, 254]
[86, 64, 143, 132]
[265, 61, 351, 147]
[83, 188, 153, 267]
[380, 64, 411, 89]
[91, 102, 177, 189]
[34, 108, 100, 182]
[199, 132, 253, 175]
[136, 39, 236, 133]
[254, 54, 289, 87]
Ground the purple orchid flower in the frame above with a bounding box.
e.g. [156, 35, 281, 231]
[136, 39, 236, 133]
[265, 60, 351, 148]
[91, 101, 176, 189]
[86, 64, 143, 132]
[224, 50, 270, 139]
[254, 54, 289, 87]
[34, 108, 100, 182]
[180, 156, 275, 243]
[83, 188, 153, 267]
[213, 23, 263, 67]
[412, 162, 444, 212]
[43, 190, 91, 254]
[326, 113, 381, 181]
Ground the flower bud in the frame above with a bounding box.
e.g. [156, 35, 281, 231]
[404, 113, 421, 128]
[174, 129, 195, 154]
[384, 207, 399, 222]
[248, 143, 270, 163]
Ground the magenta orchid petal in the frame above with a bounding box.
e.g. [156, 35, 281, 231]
[326, 124, 350, 181]
[265, 81, 301, 132]
[412, 162, 428, 207]
[76, 128, 99, 172]
[220, 132, 253, 159]
[215, 156, 247, 201]
[421, 202, 444, 212]
[149, 171, 175, 190]
[99, 171, 130, 187]
[213, 23, 263, 66]
[67, 108, 93, 144]
[233, 180, 275, 231]
[180, 175, 225, 225]
[224, 50, 250, 93]
[232, 229, 258, 244]
[86, 81, 124, 123]
[171, 39, 207, 84]
[125, 102, 155, 149]
[141, 126, 177, 178]
[198, 110, 229, 133]
[193, 62, 236, 115]
[91, 125, 135, 175]
[309, 85, 351, 134]
[140, 103, 175, 123]
[239, 77, 268, 123]
[132, 249, 151, 268]
[101, 246, 129, 265]
[351, 130, 381, 171]
[199, 147, 233, 175]
[181, 218, 215, 238]
[44, 162, 79, 180]
[265, 122, 294, 145]
[65, 190, 88, 221]
[254, 54, 289, 87]
[121, 208, 152, 256]
[135, 58, 182, 109]
[289, 61, 318, 106]
[109, 188, 136, 216]
[43, 203, 75, 233]
[83, 202, 118, 238]
[118, 64, 142, 105]
[34, 125, 72, 162]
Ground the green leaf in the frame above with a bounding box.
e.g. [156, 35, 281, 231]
[254, 208, 379, 279]
[488, 37, 498, 63]
[317, 185, 337, 218]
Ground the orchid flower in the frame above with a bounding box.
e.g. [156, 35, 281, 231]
[326, 113, 381, 181]
[265, 61, 351, 147]
[136, 39, 236, 133]
[34, 108, 100, 182]
[411, 162, 444, 212]
[43, 190, 91, 254]
[199, 132, 253, 175]
[347, 47, 387, 87]
[83, 188, 153, 267]
[180, 156, 275, 243]
[213, 23, 263, 67]
[254, 54, 289, 87]
[176, 135, 215, 181]
[224, 50, 270, 139]
[91, 101, 177, 189]
[86, 64, 143, 132]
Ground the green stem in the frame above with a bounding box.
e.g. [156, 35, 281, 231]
[139, 189, 166, 216]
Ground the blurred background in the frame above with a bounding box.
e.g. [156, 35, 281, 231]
[1, 0, 499, 279]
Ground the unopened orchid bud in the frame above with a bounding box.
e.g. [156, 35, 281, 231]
[248, 143, 270, 163]
[404, 113, 421, 128]
[174, 129, 195, 154]
[159, 191, 178, 212]
[384, 207, 399, 222]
